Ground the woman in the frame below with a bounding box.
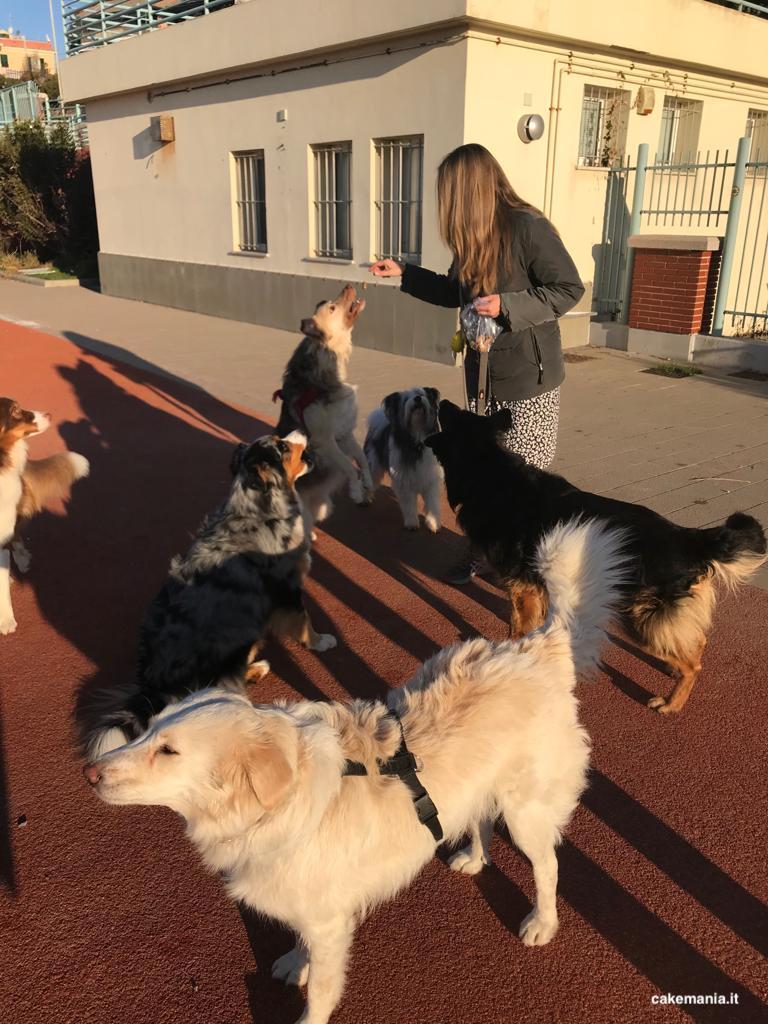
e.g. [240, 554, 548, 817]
[370, 143, 584, 583]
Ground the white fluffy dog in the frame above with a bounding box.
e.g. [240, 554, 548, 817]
[85, 518, 626, 1024]
[364, 387, 443, 532]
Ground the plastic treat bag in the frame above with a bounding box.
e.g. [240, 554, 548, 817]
[460, 302, 503, 353]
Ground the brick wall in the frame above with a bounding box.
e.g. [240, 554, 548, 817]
[628, 248, 718, 335]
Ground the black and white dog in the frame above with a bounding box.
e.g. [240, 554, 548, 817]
[364, 388, 443, 532]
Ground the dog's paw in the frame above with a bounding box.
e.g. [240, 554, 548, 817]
[245, 659, 270, 682]
[272, 949, 309, 988]
[310, 530, 318, 542]
[647, 695, 675, 714]
[0, 612, 18, 636]
[311, 633, 337, 653]
[403, 520, 419, 531]
[519, 910, 558, 947]
[424, 514, 441, 534]
[349, 478, 364, 504]
[11, 544, 31, 574]
[448, 846, 489, 875]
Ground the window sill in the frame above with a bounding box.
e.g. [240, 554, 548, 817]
[229, 250, 269, 259]
[303, 256, 355, 266]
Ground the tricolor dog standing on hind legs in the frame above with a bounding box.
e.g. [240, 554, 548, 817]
[85, 516, 628, 1024]
[273, 285, 374, 537]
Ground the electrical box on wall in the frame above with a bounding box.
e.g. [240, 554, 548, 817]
[150, 115, 175, 143]
[636, 86, 655, 116]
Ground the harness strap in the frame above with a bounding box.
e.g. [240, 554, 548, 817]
[341, 712, 443, 842]
[271, 386, 323, 430]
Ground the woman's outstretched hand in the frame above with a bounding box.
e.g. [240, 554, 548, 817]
[369, 259, 403, 278]
[474, 294, 501, 318]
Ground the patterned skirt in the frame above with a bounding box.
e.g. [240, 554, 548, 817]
[469, 387, 560, 470]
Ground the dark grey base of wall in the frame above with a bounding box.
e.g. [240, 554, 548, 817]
[98, 252, 458, 364]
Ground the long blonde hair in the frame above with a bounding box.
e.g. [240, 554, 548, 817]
[437, 144, 536, 295]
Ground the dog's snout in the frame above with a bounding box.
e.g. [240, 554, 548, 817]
[83, 763, 102, 786]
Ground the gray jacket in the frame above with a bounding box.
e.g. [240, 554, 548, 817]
[400, 209, 585, 402]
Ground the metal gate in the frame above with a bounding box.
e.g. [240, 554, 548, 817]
[594, 139, 768, 337]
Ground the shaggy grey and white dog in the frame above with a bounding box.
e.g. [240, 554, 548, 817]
[364, 387, 443, 532]
[82, 432, 336, 759]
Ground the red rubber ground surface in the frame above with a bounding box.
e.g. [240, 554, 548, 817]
[0, 324, 766, 1024]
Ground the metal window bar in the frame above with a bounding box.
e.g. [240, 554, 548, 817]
[657, 98, 702, 166]
[702, 1, 768, 18]
[312, 143, 352, 259]
[746, 109, 768, 177]
[234, 151, 267, 253]
[374, 136, 423, 263]
[577, 86, 630, 168]
[62, 0, 235, 56]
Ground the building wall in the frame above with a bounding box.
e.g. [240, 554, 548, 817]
[0, 36, 55, 78]
[63, 0, 768, 357]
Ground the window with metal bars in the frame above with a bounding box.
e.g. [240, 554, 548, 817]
[374, 135, 423, 263]
[746, 108, 768, 161]
[312, 142, 352, 259]
[657, 96, 703, 164]
[233, 150, 267, 253]
[577, 86, 630, 168]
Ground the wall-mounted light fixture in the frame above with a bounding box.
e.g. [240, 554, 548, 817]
[517, 114, 545, 143]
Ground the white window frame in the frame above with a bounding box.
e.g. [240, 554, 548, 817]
[311, 141, 353, 259]
[577, 85, 630, 168]
[657, 96, 703, 164]
[374, 135, 423, 263]
[233, 150, 268, 254]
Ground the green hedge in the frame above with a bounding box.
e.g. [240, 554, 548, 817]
[0, 121, 99, 278]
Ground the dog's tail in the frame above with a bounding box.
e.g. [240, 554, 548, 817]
[80, 672, 249, 761]
[19, 452, 89, 520]
[696, 512, 767, 590]
[535, 517, 629, 674]
[80, 681, 152, 761]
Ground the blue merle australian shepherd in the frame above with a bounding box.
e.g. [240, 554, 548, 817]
[83, 432, 335, 757]
[365, 387, 443, 532]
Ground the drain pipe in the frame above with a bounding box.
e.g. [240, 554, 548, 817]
[712, 135, 751, 336]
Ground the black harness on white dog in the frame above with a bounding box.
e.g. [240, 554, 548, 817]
[342, 711, 443, 842]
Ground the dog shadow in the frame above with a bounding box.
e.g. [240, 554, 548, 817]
[238, 907, 305, 1024]
[466, 773, 767, 1024]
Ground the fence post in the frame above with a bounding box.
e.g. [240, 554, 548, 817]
[620, 143, 648, 324]
[712, 135, 750, 337]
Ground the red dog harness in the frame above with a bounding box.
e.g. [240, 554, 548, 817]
[272, 386, 322, 430]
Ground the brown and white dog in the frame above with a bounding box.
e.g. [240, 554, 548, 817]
[274, 285, 373, 535]
[0, 397, 89, 635]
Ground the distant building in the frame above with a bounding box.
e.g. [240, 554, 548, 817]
[59, 0, 768, 360]
[0, 30, 56, 81]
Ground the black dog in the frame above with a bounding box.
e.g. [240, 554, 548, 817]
[426, 400, 766, 714]
[82, 433, 336, 757]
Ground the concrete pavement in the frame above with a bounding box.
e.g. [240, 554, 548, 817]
[1, 278, 766, 587]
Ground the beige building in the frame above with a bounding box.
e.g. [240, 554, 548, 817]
[59, 0, 768, 361]
[0, 31, 56, 80]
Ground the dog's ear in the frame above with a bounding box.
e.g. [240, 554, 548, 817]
[423, 387, 440, 410]
[489, 407, 513, 434]
[438, 399, 461, 431]
[301, 316, 324, 339]
[225, 730, 296, 812]
[230, 442, 248, 477]
[382, 392, 401, 425]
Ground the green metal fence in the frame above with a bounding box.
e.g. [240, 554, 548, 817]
[594, 139, 768, 338]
